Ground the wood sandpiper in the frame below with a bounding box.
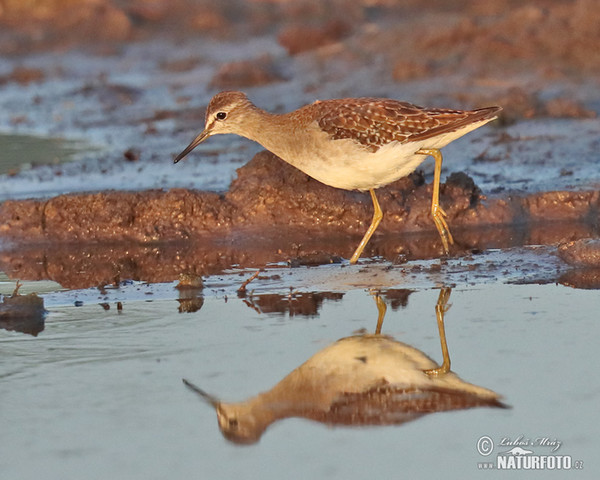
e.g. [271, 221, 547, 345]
[174, 91, 501, 263]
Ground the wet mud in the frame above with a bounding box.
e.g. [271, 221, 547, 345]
[556, 238, 600, 289]
[558, 238, 600, 267]
[0, 226, 593, 292]
[1, 150, 598, 245]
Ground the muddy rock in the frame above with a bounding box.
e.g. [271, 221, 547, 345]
[0, 0, 132, 53]
[420, 0, 600, 75]
[523, 191, 600, 223]
[0, 198, 46, 239]
[558, 238, 600, 267]
[0, 189, 227, 243]
[210, 57, 285, 89]
[278, 20, 352, 55]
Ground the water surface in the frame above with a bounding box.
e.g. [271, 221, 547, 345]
[1, 276, 595, 479]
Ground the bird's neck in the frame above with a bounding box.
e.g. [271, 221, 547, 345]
[236, 371, 333, 423]
[236, 107, 307, 162]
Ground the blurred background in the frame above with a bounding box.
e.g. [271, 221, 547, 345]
[0, 0, 598, 198]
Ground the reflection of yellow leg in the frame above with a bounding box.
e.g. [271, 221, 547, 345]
[416, 148, 454, 254]
[350, 189, 383, 264]
[425, 287, 452, 376]
[372, 292, 387, 334]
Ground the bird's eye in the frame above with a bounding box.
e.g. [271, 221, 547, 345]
[228, 418, 238, 429]
[216, 111, 227, 120]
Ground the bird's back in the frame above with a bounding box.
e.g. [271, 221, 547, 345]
[300, 97, 500, 152]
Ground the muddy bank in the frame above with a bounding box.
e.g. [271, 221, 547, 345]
[1, 150, 598, 245]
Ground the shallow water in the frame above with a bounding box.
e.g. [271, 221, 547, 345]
[0, 133, 90, 175]
[0, 272, 595, 479]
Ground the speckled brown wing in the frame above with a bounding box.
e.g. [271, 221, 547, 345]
[408, 106, 502, 142]
[314, 98, 500, 151]
[303, 384, 506, 426]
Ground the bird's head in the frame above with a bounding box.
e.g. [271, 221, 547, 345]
[174, 91, 254, 163]
[182, 378, 266, 445]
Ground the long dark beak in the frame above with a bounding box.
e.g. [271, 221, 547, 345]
[182, 378, 220, 407]
[173, 130, 210, 164]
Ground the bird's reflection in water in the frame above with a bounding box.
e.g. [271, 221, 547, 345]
[183, 288, 506, 444]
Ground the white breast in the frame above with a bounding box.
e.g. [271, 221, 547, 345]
[301, 140, 428, 191]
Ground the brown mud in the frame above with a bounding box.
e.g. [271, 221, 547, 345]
[1, 1, 599, 117]
[0, 220, 595, 291]
[1, 150, 598, 244]
[556, 238, 600, 289]
[2, 1, 600, 74]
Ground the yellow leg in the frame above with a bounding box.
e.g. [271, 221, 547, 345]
[425, 287, 452, 376]
[416, 148, 454, 254]
[350, 189, 383, 264]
